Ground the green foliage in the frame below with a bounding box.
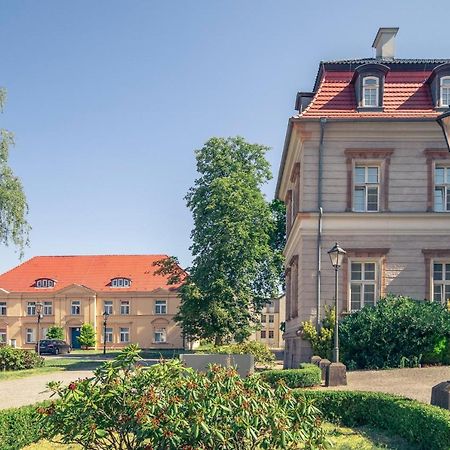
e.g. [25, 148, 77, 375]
[45, 326, 65, 340]
[0, 88, 30, 256]
[340, 295, 450, 369]
[0, 404, 44, 450]
[77, 323, 96, 349]
[155, 137, 282, 346]
[0, 346, 44, 371]
[301, 306, 335, 360]
[259, 364, 321, 388]
[296, 390, 450, 450]
[40, 345, 327, 450]
[202, 341, 275, 368]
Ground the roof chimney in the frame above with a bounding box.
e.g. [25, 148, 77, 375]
[372, 27, 399, 59]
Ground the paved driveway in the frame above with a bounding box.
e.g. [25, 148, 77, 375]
[326, 365, 450, 403]
[0, 370, 94, 409]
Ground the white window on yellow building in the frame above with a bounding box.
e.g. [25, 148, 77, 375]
[269, 330, 274, 339]
[120, 327, 130, 343]
[155, 300, 167, 315]
[71, 301, 80, 315]
[353, 166, 379, 212]
[154, 328, 166, 343]
[260, 330, 266, 339]
[26, 328, 36, 343]
[349, 261, 378, 311]
[103, 327, 113, 343]
[43, 301, 53, 315]
[104, 300, 113, 315]
[261, 314, 266, 323]
[268, 315, 274, 323]
[27, 302, 36, 315]
[120, 300, 130, 315]
[0, 329, 6, 344]
[433, 262, 450, 305]
[0, 302, 6, 316]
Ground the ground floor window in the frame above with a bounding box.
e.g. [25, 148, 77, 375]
[349, 261, 378, 311]
[26, 328, 36, 343]
[433, 262, 450, 304]
[0, 329, 6, 344]
[154, 328, 166, 343]
[120, 327, 130, 343]
[103, 327, 113, 343]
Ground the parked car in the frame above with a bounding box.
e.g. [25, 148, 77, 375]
[35, 339, 71, 355]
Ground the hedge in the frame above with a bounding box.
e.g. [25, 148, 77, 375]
[0, 403, 44, 450]
[295, 390, 450, 450]
[259, 363, 321, 388]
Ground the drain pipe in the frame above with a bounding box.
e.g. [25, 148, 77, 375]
[316, 118, 327, 327]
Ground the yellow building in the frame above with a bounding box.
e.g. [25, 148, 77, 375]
[0, 255, 185, 350]
[252, 296, 285, 349]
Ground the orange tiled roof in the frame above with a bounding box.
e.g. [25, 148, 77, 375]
[301, 70, 439, 119]
[0, 255, 182, 293]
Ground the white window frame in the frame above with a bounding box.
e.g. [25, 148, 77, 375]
[155, 300, 167, 315]
[43, 301, 53, 315]
[434, 165, 450, 212]
[440, 76, 450, 107]
[120, 327, 130, 343]
[268, 330, 274, 339]
[120, 300, 130, 315]
[27, 302, 36, 316]
[268, 315, 274, 323]
[103, 327, 113, 343]
[111, 278, 131, 288]
[431, 260, 450, 305]
[353, 165, 380, 212]
[260, 330, 266, 339]
[26, 328, 36, 343]
[0, 329, 6, 344]
[71, 300, 81, 315]
[362, 76, 380, 107]
[261, 314, 266, 323]
[35, 279, 55, 288]
[104, 301, 113, 315]
[348, 259, 380, 312]
[0, 302, 6, 316]
[154, 328, 166, 343]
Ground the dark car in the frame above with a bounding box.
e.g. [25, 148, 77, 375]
[35, 339, 71, 355]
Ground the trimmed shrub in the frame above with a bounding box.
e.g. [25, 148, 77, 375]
[77, 322, 96, 348]
[340, 295, 450, 369]
[295, 390, 450, 450]
[45, 326, 64, 340]
[201, 341, 275, 367]
[0, 346, 44, 371]
[259, 364, 321, 388]
[301, 306, 334, 360]
[0, 404, 44, 450]
[40, 345, 327, 449]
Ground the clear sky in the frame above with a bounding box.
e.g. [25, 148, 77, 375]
[0, 0, 448, 273]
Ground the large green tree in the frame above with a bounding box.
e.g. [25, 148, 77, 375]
[156, 137, 282, 345]
[0, 88, 30, 255]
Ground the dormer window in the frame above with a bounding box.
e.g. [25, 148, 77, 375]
[35, 278, 55, 288]
[111, 277, 131, 288]
[440, 76, 450, 107]
[362, 77, 379, 107]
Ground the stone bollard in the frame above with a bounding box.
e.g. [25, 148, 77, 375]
[319, 358, 331, 383]
[431, 381, 450, 409]
[326, 362, 347, 387]
[310, 356, 322, 367]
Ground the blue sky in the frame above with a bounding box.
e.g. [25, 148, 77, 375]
[0, 1, 448, 273]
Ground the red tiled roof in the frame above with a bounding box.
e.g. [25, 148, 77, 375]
[0, 255, 182, 293]
[301, 70, 439, 119]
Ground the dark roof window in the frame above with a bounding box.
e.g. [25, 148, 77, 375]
[352, 63, 390, 111]
[427, 63, 450, 110]
[35, 278, 56, 288]
[111, 277, 131, 288]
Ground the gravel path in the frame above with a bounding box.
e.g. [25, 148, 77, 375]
[0, 370, 94, 409]
[325, 365, 450, 403]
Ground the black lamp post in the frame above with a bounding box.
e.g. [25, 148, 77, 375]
[437, 110, 450, 152]
[102, 310, 109, 355]
[327, 243, 347, 363]
[35, 302, 43, 356]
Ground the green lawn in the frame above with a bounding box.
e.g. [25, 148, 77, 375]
[0, 358, 100, 381]
[23, 424, 417, 449]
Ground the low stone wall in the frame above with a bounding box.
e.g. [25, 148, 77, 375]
[179, 354, 254, 377]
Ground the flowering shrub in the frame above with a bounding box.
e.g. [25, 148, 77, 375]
[40, 345, 327, 449]
[0, 346, 44, 371]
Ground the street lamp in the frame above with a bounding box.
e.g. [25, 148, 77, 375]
[437, 110, 450, 152]
[35, 302, 43, 356]
[102, 310, 109, 355]
[327, 242, 346, 363]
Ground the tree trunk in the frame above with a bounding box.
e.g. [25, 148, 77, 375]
[214, 335, 222, 347]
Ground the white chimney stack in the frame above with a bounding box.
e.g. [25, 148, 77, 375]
[372, 27, 399, 59]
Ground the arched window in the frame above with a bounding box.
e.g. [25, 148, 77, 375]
[362, 76, 379, 107]
[440, 76, 450, 107]
[111, 278, 131, 288]
[35, 278, 55, 288]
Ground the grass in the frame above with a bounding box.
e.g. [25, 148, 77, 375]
[22, 424, 418, 449]
[0, 358, 100, 381]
